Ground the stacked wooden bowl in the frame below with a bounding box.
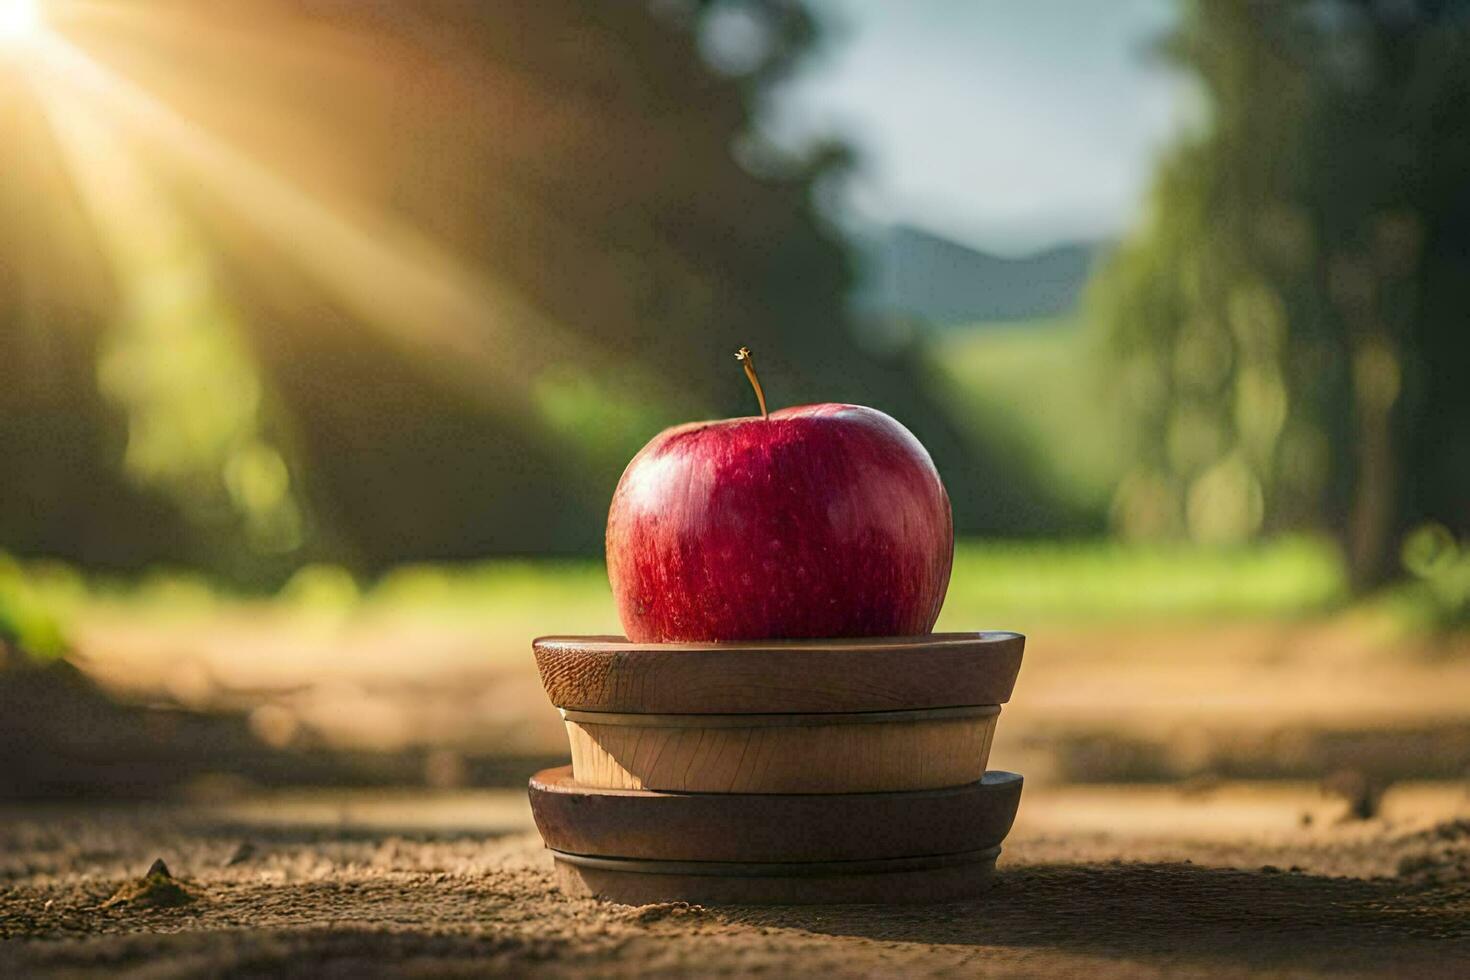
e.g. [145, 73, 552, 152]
[528, 631, 1025, 905]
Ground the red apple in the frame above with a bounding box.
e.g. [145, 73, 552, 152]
[606, 400, 953, 642]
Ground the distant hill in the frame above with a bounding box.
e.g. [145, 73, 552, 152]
[855, 225, 1110, 326]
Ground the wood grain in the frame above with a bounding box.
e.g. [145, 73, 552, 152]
[551, 846, 1002, 905]
[529, 765, 1022, 862]
[564, 705, 998, 793]
[533, 632, 1024, 714]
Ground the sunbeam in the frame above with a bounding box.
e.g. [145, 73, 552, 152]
[20, 19, 578, 422]
[0, 0, 42, 46]
[37, 81, 306, 551]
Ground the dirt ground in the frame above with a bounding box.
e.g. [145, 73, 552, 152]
[3, 783, 1468, 978]
[67, 613, 1470, 787]
[6, 611, 1468, 975]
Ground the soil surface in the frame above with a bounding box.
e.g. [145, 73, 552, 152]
[3, 784, 1468, 978]
[67, 613, 1470, 788]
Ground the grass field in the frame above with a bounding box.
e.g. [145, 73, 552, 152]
[4, 535, 1351, 651]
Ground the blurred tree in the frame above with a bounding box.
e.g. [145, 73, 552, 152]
[1, 0, 1033, 581]
[1094, 0, 1470, 591]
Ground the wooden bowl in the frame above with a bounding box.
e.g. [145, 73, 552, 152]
[529, 765, 1023, 863]
[531, 765, 1022, 905]
[534, 632, 1023, 794]
[551, 846, 1002, 906]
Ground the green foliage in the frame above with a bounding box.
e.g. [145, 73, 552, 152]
[532, 366, 688, 482]
[1092, 0, 1470, 589]
[1395, 522, 1470, 627]
[27, 92, 307, 575]
[928, 316, 1126, 519]
[7, 0, 987, 579]
[0, 553, 70, 660]
[278, 563, 361, 612]
[80, 124, 304, 558]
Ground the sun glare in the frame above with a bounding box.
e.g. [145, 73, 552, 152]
[8, 0, 584, 442]
[0, 0, 41, 45]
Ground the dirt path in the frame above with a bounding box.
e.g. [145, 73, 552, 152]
[3, 785, 1467, 977]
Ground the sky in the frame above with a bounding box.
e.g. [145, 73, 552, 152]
[765, 0, 1191, 256]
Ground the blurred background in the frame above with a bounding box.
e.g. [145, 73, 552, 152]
[1, 0, 1468, 810]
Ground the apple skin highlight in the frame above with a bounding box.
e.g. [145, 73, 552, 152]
[606, 403, 953, 642]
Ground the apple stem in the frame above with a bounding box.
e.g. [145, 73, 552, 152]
[734, 347, 769, 420]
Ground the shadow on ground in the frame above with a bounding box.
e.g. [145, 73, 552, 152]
[723, 861, 1470, 975]
[0, 654, 562, 798]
